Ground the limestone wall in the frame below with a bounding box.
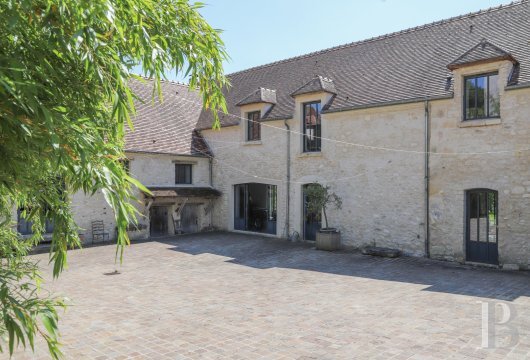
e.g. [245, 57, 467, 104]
[429, 61, 530, 267]
[70, 152, 212, 243]
[202, 96, 426, 255]
[202, 60, 530, 266]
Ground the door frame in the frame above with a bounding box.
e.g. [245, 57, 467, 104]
[464, 188, 499, 265]
[234, 184, 248, 231]
[150, 205, 170, 236]
[233, 183, 278, 235]
[181, 203, 200, 233]
[302, 183, 322, 241]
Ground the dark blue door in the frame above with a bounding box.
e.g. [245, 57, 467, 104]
[466, 189, 498, 265]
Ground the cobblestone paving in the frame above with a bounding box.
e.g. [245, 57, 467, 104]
[10, 232, 530, 359]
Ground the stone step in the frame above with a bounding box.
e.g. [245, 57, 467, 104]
[362, 246, 402, 258]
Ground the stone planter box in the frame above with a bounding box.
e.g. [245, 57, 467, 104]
[316, 229, 341, 251]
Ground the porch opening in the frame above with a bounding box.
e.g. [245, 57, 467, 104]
[150, 205, 170, 236]
[234, 183, 277, 235]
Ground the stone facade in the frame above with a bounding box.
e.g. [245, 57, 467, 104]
[43, 151, 214, 244]
[13, 5, 530, 270]
[202, 94, 427, 256]
[429, 60, 530, 267]
[127, 152, 214, 237]
[201, 59, 530, 268]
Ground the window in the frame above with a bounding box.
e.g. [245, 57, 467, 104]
[120, 159, 130, 174]
[234, 183, 277, 234]
[247, 111, 261, 141]
[17, 208, 54, 235]
[303, 101, 321, 152]
[267, 185, 277, 221]
[175, 164, 192, 184]
[464, 73, 500, 120]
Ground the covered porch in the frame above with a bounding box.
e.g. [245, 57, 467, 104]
[144, 186, 221, 236]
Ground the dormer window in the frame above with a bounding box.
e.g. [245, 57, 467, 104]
[303, 101, 321, 152]
[247, 111, 261, 141]
[464, 73, 500, 120]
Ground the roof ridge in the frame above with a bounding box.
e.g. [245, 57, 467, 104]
[135, 74, 191, 88]
[227, 0, 527, 77]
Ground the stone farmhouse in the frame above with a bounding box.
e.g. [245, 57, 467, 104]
[16, 1, 530, 268]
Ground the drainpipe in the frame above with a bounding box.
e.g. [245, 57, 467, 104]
[209, 157, 213, 187]
[424, 100, 431, 258]
[284, 119, 291, 239]
[208, 157, 213, 230]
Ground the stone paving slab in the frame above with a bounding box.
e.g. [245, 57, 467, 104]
[8, 232, 530, 359]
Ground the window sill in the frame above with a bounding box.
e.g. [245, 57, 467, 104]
[242, 140, 262, 146]
[459, 118, 501, 128]
[297, 151, 323, 158]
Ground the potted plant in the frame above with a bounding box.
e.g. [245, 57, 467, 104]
[305, 183, 343, 251]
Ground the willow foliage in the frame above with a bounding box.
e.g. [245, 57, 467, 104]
[0, 0, 227, 357]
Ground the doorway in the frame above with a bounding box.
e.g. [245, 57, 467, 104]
[234, 183, 277, 234]
[303, 184, 322, 241]
[150, 206, 169, 236]
[465, 189, 498, 265]
[181, 204, 199, 233]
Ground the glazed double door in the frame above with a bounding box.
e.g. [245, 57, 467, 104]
[465, 189, 498, 265]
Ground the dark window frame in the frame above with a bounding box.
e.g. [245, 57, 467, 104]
[234, 183, 277, 234]
[463, 72, 500, 121]
[175, 164, 192, 184]
[17, 208, 54, 235]
[247, 111, 261, 141]
[120, 159, 130, 174]
[302, 101, 322, 152]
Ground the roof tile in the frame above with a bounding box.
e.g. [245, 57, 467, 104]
[125, 79, 208, 156]
[196, 1, 530, 129]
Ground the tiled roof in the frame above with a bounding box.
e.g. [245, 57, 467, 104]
[125, 78, 210, 156]
[196, 0, 530, 129]
[236, 87, 277, 106]
[448, 40, 517, 70]
[290, 76, 336, 97]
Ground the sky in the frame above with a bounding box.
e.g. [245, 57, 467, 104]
[155, 0, 514, 81]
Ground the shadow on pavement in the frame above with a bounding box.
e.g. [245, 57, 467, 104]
[159, 231, 530, 301]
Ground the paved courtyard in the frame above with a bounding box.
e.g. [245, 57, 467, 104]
[11, 232, 530, 360]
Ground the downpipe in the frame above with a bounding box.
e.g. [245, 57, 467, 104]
[284, 119, 291, 239]
[209, 157, 213, 187]
[424, 100, 431, 258]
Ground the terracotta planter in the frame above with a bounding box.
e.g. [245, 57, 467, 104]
[316, 229, 341, 251]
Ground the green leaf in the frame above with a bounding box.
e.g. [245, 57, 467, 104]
[0, 0, 227, 357]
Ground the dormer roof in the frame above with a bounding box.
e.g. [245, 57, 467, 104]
[290, 76, 337, 97]
[447, 40, 517, 70]
[236, 87, 277, 106]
